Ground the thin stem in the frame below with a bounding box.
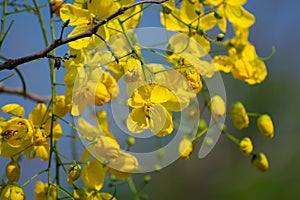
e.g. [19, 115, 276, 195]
[0, 73, 15, 82]
[139, 45, 167, 59]
[223, 131, 240, 145]
[127, 177, 139, 200]
[14, 67, 26, 98]
[246, 112, 261, 117]
[56, 115, 78, 131]
[22, 169, 48, 187]
[32, 0, 49, 46]
[0, 0, 8, 49]
[0, 20, 14, 49]
[56, 185, 73, 199]
[49, 3, 60, 196]
[193, 127, 208, 142]
[260, 46, 276, 61]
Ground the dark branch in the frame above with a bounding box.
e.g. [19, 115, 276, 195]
[0, 83, 51, 103]
[0, 0, 167, 71]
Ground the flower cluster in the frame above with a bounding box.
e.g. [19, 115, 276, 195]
[0, 0, 276, 198]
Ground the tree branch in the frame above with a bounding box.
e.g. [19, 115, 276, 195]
[0, 0, 167, 71]
[0, 83, 51, 103]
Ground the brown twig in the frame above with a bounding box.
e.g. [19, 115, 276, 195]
[0, 0, 167, 71]
[0, 83, 51, 103]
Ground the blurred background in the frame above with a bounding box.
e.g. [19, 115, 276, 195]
[0, 0, 300, 199]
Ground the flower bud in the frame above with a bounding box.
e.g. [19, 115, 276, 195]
[251, 153, 269, 172]
[6, 161, 20, 183]
[64, 68, 77, 87]
[257, 114, 274, 138]
[91, 81, 111, 106]
[0, 184, 26, 200]
[154, 165, 161, 173]
[239, 137, 253, 155]
[127, 136, 135, 146]
[195, 8, 201, 15]
[185, 68, 202, 93]
[196, 26, 205, 36]
[144, 175, 151, 183]
[166, 43, 174, 56]
[214, 9, 223, 19]
[197, 119, 207, 133]
[67, 164, 81, 185]
[230, 102, 249, 129]
[216, 33, 225, 41]
[210, 95, 226, 118]
[34, 181, 57, 200]
[54, 95, 68, 117]
[178, 137, 193, 160]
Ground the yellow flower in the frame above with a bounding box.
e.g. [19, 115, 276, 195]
[178, 136, 194, 160]
[71, 71, 119, 116]
[210, 95, 226, 118]
[206, 0, 255, 29]
[50, 0, 63, 17]
[106, 0, 142, 35]
[35, 181, 57, 200]
[2, 117, 33, 148]
[160, 0, 211, 51]
[230, 102, 249, 129]
[60, 3, 110, 49]
[64, 67, 78, 87]
[231, 53, 267, 84]
[67, 164, 82, 185]
[94, 136, 120, 160]
[123, 58, 142, 83]
[257, 114, 274, 139]
[213, 24, 267, 84]
[81, 159, 107, 191]
[29, 103, 62, 140]
[0, 184, 25, 200]
[251, 152, 269, 172]
[127, 84, 181, 136]
[6, 161, 21, 183]
[33, 145, 50, 161]
[77, 110, 115, 141]
[108, 151, 139, 179]
[54, 95, 68, 117]
[177, 66, 202, 93]
[239, 137, 253, 155]
[26, 104, 62, 161]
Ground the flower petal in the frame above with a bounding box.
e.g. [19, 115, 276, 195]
[108, 151, 138, 178]
[29, 103, 48, 127]
[126, 108, 149, 133]
[81, 159, 106, 190]
[1, 104, 24, 118]
[60, 4, 92, 25]
[150, 104, 173, 136]
[128, 84, 151, 108]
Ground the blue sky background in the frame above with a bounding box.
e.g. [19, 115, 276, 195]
[1, 0, 300, 199]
